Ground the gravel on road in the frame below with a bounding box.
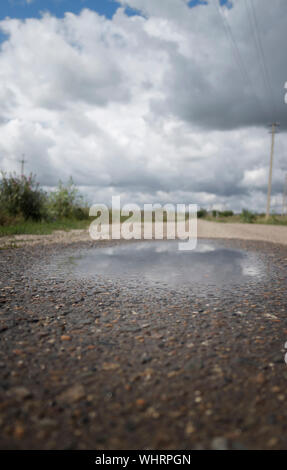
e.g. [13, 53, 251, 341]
[0, 236, 287, 450]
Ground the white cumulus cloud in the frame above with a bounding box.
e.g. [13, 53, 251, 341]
[0, 0, 286, 212]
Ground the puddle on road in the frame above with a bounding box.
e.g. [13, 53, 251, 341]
[55, 239, 265, 289]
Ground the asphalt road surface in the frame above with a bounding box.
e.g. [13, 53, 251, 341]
[0, 236, 287, 449]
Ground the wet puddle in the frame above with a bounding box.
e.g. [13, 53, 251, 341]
[52, 239, 266, 289]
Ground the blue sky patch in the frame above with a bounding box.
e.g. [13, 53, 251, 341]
[220, 0, 233, 7]
[0, 0, 125, 21]
[0, 0, 219, 23]
[187, 0, 208, 7]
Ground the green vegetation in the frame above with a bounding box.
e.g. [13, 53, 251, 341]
[0, 173, 46, 223]
[0, 219, 90, 237]
[197, 208, 208, 218]
[0, 173, 90, 237]
[47, 177, 89, 220]
[199, 208, 287, 226]
[256, 214, 287, 226]
[1, 171, 287, 238]
[240, 209, 256, 223]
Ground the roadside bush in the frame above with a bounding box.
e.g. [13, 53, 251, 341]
[240, 209, 256, 223]
[219, 210, 234, 217]
[0, 172, 46, 221]
[197, 208, 207, 218]
[0, 209, 23, 226]
[47, 178, 89, 220]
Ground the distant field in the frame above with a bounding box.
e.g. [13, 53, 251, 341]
[201, 214, 287, 226]
[1, 212, 287, 238]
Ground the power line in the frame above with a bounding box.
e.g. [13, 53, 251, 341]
[243, 0, 271, 118]
[248, 0, 278, 120]
[282, 174, 287, 216]
[19, 154, 27, 177]
[212, 0, 268, 120]
[212, 0, 279, 218]
[242, 0, 279, 218]
[266, 122, 280, 220]
[213, 1, 251, 85]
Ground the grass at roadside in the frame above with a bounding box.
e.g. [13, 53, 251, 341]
[0, 219, 90, 237]
[201, 214, 287, 226]
[1, 212, 287, 238]
[256, 215, 287, 226]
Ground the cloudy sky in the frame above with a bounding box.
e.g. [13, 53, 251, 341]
[0, 0, 286, 212]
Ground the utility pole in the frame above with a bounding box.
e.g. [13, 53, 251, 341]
[266, 123, 280, 219]
[282, 174, 287, 216]
[19, 154, 27, 177]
